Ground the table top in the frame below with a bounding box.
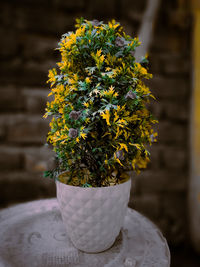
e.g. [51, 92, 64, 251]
[0, 198, 170, 267]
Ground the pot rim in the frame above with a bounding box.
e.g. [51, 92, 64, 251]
[56, 175, 131, 189]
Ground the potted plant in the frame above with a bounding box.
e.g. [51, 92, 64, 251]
[43, 18, 158, 253]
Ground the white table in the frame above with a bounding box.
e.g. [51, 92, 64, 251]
[0, 199, 170, 267]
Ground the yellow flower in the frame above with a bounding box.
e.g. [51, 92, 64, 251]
[80, 133, 87, 139]
[68, 77, 77, 85]
[43, 112, 48, 118]
[105, 53, 117, 66]
[108, 19, 119, 29]
[47, 68, 57, 86]
[114, 127, 122, 139]
[114, 111, 119, 122]
[116, 158, 124, 166]
[137, 157, 150, 169]
[85, 77, 91, 83]
[134, 63, 152, 78]
[75, 25, 86, 36]
[57, 60, 68, 71]
[92, 49, 105, 69]
[96, 49, 102, 57]
[116, 119, 127, 128]
[101, 110, 111, 126]
[108, 85, 114, 92]
[113, 92, 118, 97]
[102, 85, 118, 98]
[70, 33, 77, 43]
[62, 38, 74, 50]
[119, 143, 128, 152]
[117, 104, 126, 112]
[64, 125, 69, 131]
[59, 107, 64, 114]
[99, 54, 105, 63]
[136, 83, 151, 96]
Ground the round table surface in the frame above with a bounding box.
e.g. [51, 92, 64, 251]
[0, 198, 170, 267]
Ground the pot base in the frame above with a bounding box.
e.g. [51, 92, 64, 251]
[76, 236, 116, 254]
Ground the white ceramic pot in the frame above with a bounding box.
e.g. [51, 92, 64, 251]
[56, 178, 131, 253]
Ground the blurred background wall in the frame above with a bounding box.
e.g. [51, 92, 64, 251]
[0, 0, 199, 265]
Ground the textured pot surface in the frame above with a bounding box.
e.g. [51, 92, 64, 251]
[56, 179, 131, 253]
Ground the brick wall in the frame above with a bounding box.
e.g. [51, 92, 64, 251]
[0, 0, 192, 246]
[142, 0, 191, 245]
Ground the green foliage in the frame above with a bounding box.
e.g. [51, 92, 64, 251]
[44, 18, 158, 187]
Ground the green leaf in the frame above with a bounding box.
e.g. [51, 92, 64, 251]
[43, 171, 54, 179]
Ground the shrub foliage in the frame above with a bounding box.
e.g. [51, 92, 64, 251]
[44, 18, 158, 187]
